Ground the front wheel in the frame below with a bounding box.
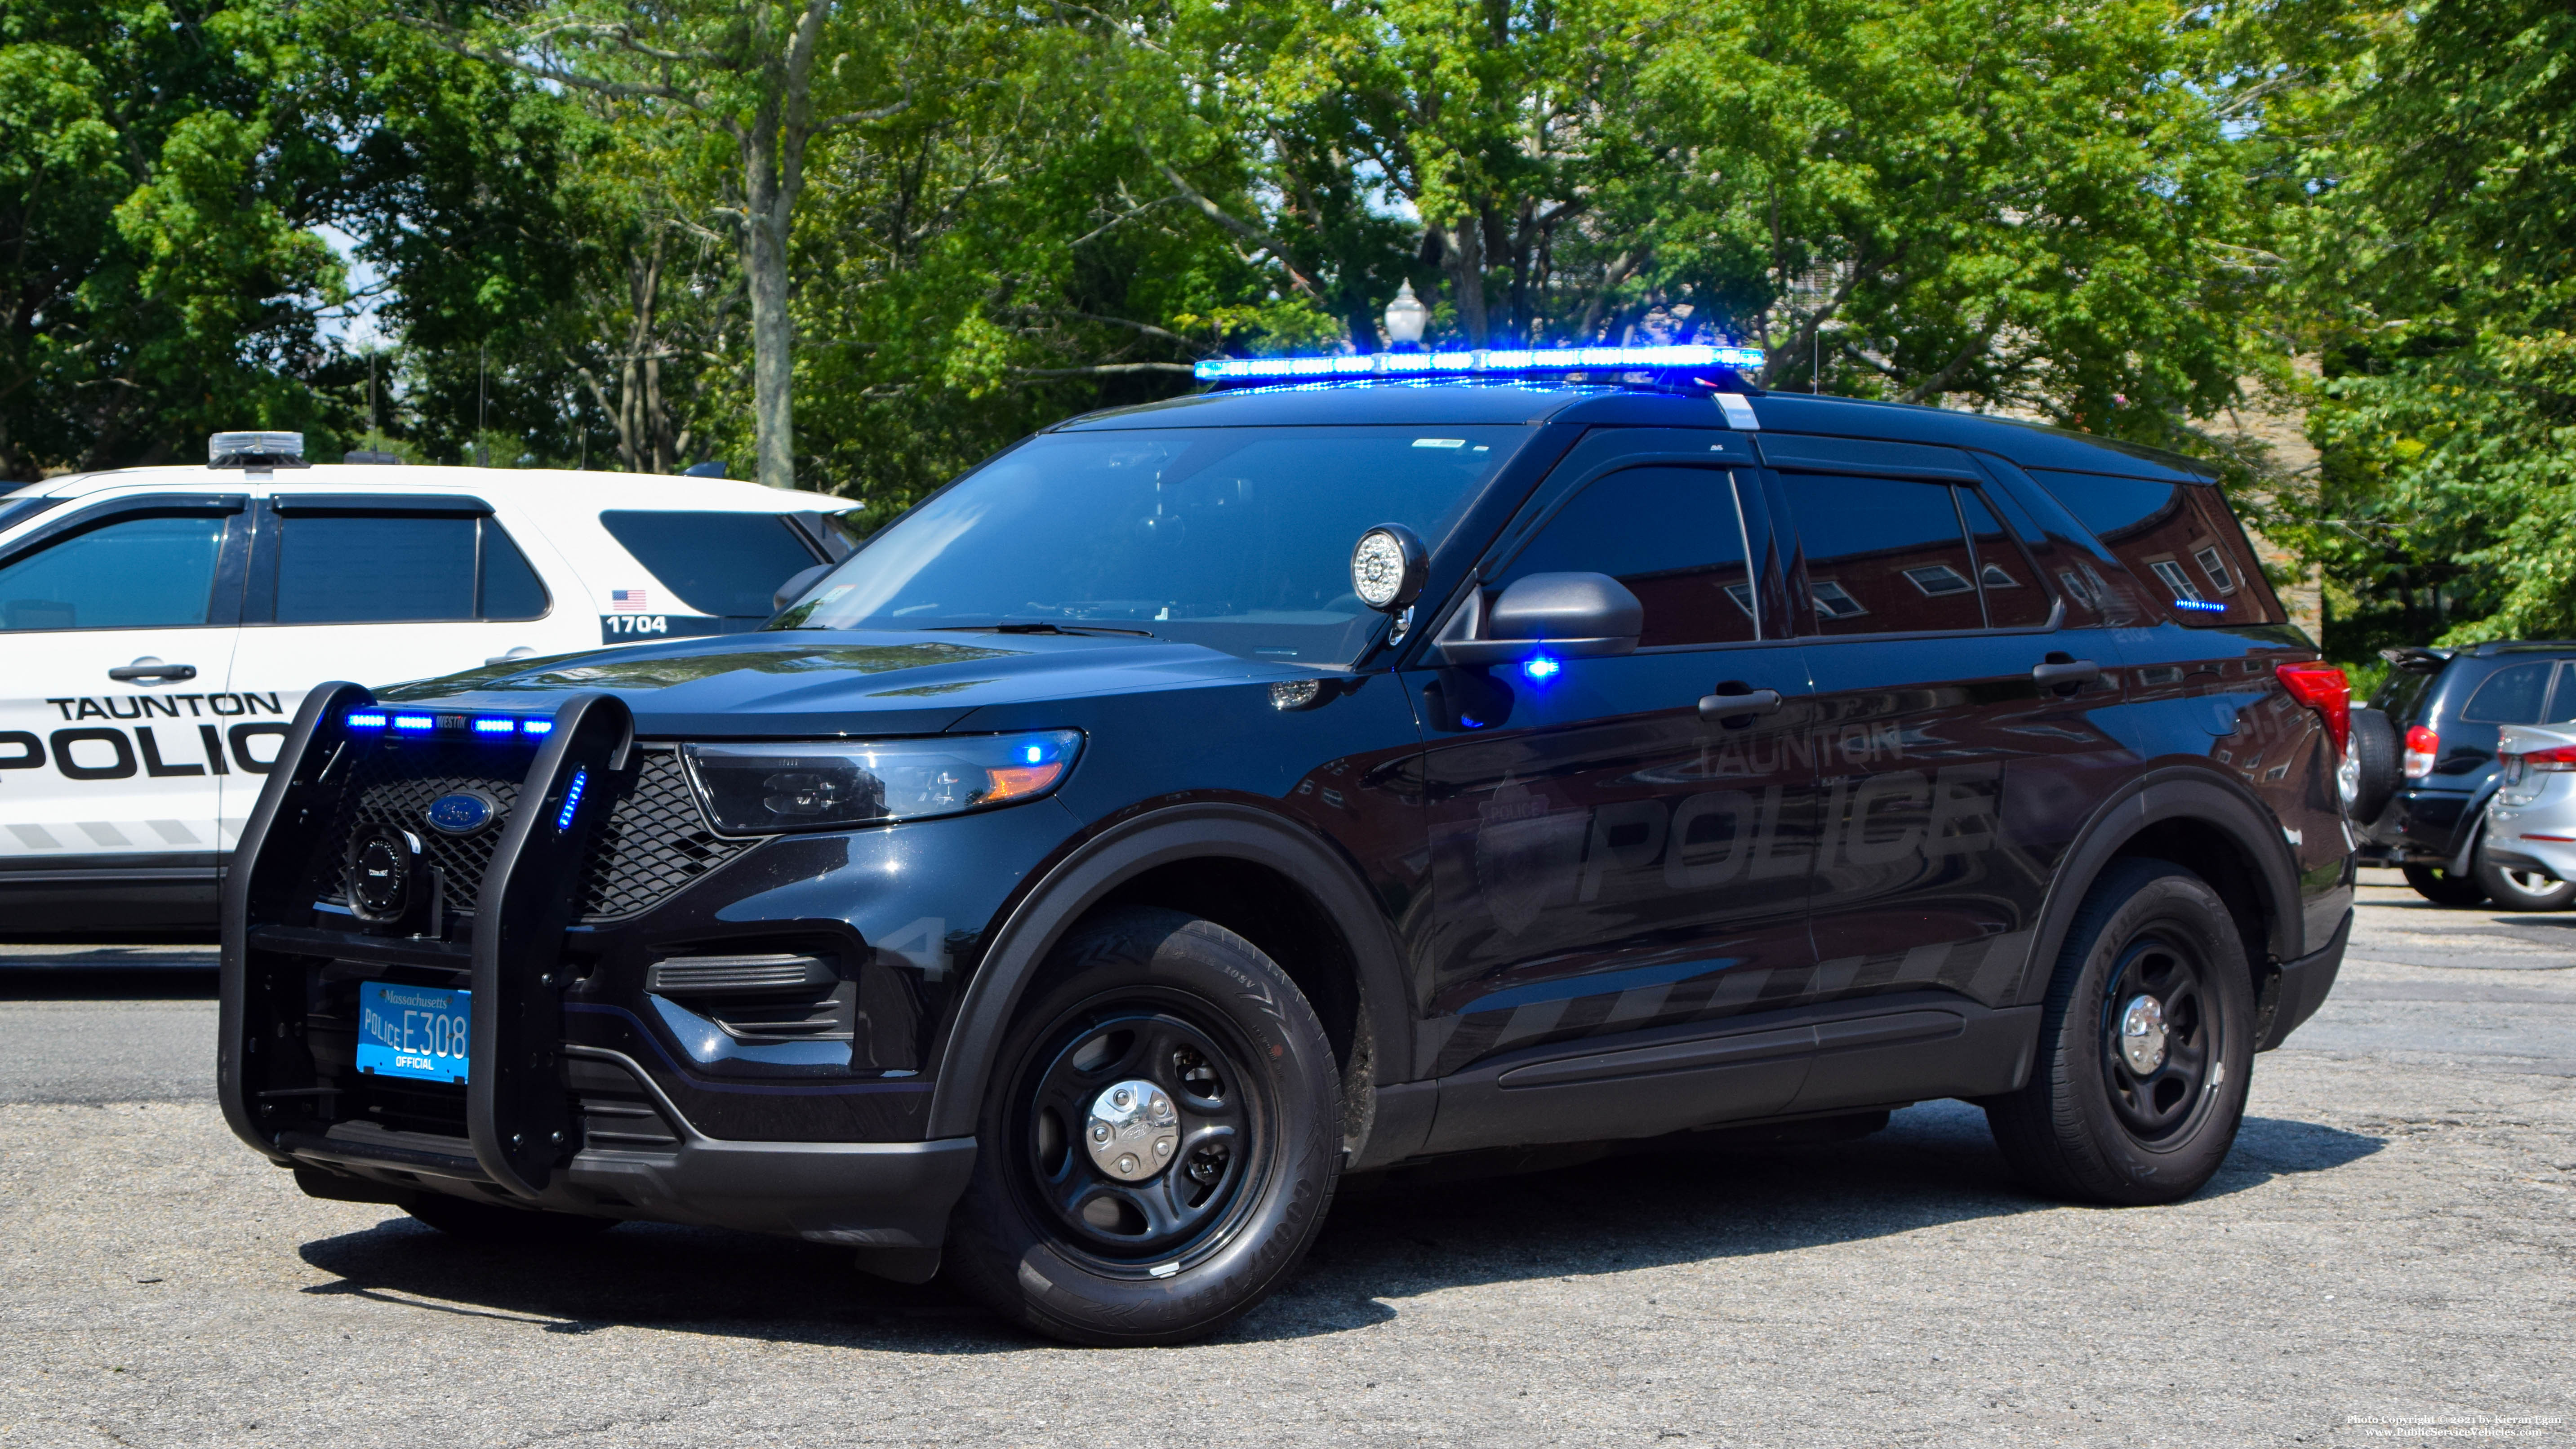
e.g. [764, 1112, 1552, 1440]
[2474, 853, 2576, 911]
[943, 907, 1342, 1346]
[2402, 862, 2488, 906]
[1986, 859, 2256, 1206]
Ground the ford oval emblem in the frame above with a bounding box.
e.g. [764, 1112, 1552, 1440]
[424, 790, 499, 836]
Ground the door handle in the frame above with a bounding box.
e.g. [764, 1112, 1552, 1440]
[108, 660, 197, 683]
[2032, 657, 2100, 691]
[1697, 688, 1783, 723]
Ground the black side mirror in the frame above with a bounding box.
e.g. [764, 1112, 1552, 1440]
[774, 563, 834, 614]
[1441, 572, 1643, 665]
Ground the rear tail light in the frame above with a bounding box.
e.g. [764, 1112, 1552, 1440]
[2404, 725, 2439, 779]
[2505, 745, 2576, 773]
[2274, 662, 2351, 755]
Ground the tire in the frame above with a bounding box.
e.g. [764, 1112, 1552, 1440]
[2474, 850, 2576, 911]
[2348, 708, 2402, 824]
[1985, 859, 2256, 1206]
[405, 1192, 618, 1245]
[2402, 862, 2487, 906]
[944, 907, 1341, 1346]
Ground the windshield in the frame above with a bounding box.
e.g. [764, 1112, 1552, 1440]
[774, 425, 1529, 664]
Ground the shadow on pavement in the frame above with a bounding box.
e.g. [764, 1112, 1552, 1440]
[289, 1101, 2384, 1350]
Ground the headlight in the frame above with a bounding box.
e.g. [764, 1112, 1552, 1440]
[681, 731, 1083, 835]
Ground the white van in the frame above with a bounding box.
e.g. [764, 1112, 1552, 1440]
[0, 433, 857, 931]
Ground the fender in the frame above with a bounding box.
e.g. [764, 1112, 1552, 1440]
[924, 801, 1415, 1142]
[2005, 763, 2307, 1010]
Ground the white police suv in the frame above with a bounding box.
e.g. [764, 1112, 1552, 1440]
[0, 432, 856, 931]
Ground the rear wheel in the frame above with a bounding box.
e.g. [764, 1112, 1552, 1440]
[405, 1192, 618, 1245]
[2348, 708, 2401, 824]
[1986, 859, 2256, 1206]
[2402, 862, 2487, 906]
[2474, 852, 2576, 911]
[944, 907, 1341, 1346]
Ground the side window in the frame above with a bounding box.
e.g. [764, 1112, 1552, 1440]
[2036, 471, 2286, 627]
[276, 513, 478, 623]
[0, 511, 228, 631]
[479, 523, 550, 620]
[599, 511, 823, 619]
[2461, 662, 2554, 724]
[1783, 474, 1984, 636]
[1500, 466, 1756, 647]
[2550, 663, 2576, 724]
[1958, 489, 2052, 628]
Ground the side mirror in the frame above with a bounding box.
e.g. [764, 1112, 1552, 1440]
[1440, 572, 1642, 666]
[774, 563, 834, 614]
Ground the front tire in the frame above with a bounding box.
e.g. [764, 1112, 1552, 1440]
[1986, 859, 2256, 1206]
[944, 907, 1341, 1346]
[2402, 862, 2487, 906]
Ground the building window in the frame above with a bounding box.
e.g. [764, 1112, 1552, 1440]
[2149, 559, 2204, 602]
[1811, 580, 1869, 619]
[1902, 563, 1975, 597]
[2193, 544, 2238, 594]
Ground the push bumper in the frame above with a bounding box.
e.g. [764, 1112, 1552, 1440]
[2259, 908, 2349, 1051]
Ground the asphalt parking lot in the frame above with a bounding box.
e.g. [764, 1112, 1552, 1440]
[2, 870, 2570, 1448]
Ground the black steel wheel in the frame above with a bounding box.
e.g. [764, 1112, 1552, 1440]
[1986, 858, 2256, 1205]
[2402, 862, 2487, 906]
[945, 907, 1341, 1346]
[405, 1192, 618, 1245]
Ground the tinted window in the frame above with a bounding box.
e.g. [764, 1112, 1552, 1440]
[1959, 490, 2051, 628]
[779, 427, 1523, 665]
[1503, 467, 1755, 646]
[2461, 662, 2554, 724]
[600, 511, 821, 618]
[0, 512, 226, 630]
[480, 524, 549, 619]
[277, 514, 476, 623]
[1785, 475, 1984, 635]
[2040, 474, 2181, 542]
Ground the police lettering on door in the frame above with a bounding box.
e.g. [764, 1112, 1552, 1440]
[3, 692, 292, 780]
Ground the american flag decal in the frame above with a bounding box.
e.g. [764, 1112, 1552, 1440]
[610, 588, 649, 612]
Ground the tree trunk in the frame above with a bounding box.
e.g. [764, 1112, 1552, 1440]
[742, 116, 796, 490]
[1443, 218, 1490, 346]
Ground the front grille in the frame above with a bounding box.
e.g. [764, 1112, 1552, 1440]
[312, 742, 760, 923]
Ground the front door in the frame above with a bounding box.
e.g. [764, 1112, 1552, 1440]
[1409, 444, 1819, 1099]
[0, 496, 245, 904]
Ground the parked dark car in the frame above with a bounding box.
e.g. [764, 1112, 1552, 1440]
[2351, 642, 2576, 908]
[218, 352, 2356, 1345]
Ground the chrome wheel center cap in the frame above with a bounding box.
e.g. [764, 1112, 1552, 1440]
[1085, 1079, 1179, 1182]
[2118, 994, 2169, 1074]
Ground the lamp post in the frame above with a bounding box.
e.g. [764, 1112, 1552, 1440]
[1383, 281, 1430, 350]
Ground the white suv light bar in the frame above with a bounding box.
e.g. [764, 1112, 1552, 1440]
[208, 431, 309, 469]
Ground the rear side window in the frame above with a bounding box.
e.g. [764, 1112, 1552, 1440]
[1782, 474, 1985, 635]
[2460, 661, 2554, 724]
[274, 513, 550, 624]
[0, 511, 227, 630]
[600, 511, 821, 619]
[2033, 471, 2287, 628]
[1504, 467, 1757, 646]
[1958, 489, 2051, 628]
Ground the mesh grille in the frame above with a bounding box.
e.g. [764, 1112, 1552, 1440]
[314, 742, 760, 923]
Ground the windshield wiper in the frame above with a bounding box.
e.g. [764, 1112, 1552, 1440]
[925, 622, 1157, 639]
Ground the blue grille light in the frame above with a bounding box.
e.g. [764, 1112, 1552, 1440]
[471, 717, 517, 735]
[555, 766, 588, 831]
[1522, 654, 1563, 684]
[523, 719, 554, 736]
[346, 711, 387, 730]
[1192, 343, 1765, 383]
[390, 714, 436, 732]
[2173, 598, 2228, 613]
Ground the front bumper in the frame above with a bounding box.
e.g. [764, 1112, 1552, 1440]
[218, 685, 988, 1259]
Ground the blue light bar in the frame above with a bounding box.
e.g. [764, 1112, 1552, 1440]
[555, 765, 588, 831]
[346, 711, 387, 730]
[523, 719, 554, 736]
[390, 714, 436, 732]
[471, 717, 517, 735]
[1192, 343, 1766, 384]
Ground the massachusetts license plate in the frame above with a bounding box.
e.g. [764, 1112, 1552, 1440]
[356, 981, 471, 1084]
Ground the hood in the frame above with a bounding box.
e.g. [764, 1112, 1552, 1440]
[374, 628, 1307, 737]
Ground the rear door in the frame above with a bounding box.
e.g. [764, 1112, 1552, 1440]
[0, 492, 245, 880]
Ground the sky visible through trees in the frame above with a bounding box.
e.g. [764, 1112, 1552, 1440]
[2, 0, 2567, 658]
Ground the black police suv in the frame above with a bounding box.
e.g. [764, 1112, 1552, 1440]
[220, 358, 2356, 1345]
[2351, 642, 2576, 909]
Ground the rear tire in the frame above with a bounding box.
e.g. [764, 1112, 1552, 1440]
[944, 907, 1342, 1346]
[2402, 862, 2487, 906]
[1986, 859, 2256, 1206]
[2348, 708, 2402, 824]
[405, 1192, 618, 1245]
[2473, 851, 2576, 911]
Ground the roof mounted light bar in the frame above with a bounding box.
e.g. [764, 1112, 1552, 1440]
[1192, 343, 1767, 386]
[207, 431, 310, 470]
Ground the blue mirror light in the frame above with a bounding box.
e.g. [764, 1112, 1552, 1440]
[1192, 343, 1765, 383]
[1521, 654, 1563, 684]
